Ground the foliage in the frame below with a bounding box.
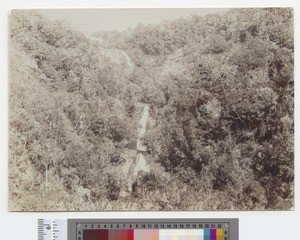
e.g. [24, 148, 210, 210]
[9, 8, 293, 210]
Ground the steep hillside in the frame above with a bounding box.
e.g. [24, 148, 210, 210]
[9, 9, 294, 211]
[9, 10, 141, 210]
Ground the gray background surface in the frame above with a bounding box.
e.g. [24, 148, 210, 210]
[0, 0, 299, 239]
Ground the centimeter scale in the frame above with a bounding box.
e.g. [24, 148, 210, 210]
[38, 219, 239, 240]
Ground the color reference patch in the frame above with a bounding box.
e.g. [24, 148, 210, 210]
[82, 229, 224, 240]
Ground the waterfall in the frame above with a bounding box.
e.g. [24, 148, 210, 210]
[137, 105, 150, 151]
[135, 105, 150, 175]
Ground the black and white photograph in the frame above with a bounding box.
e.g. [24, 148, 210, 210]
[9, 8, 294, 211]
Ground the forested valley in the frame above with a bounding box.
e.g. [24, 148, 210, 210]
[9, 8, 294, 211]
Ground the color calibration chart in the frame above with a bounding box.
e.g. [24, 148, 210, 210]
[39, 219, 238, 240]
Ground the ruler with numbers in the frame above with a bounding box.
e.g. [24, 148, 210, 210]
[38, 219, 67, 240]
[38, 218, 239, 240]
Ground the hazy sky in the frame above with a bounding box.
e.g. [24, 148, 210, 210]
[38, 9, 226, 33]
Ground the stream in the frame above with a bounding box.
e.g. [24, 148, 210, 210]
[121, 105, 150, 193]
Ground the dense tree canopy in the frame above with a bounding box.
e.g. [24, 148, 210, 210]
[9, 8, 293, 210]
